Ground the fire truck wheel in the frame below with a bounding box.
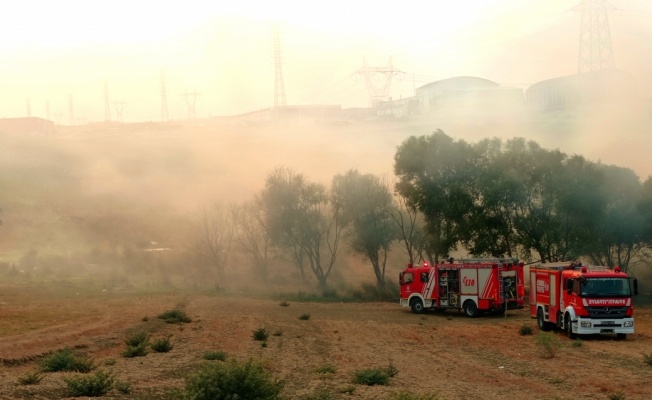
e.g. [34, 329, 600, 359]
[565, 314, 577, 339]
[463, 300, 479, 318]
[537, 308, 552, 331]
[410, 298, 424, 314]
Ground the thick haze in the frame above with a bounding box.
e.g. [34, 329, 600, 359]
[2, 0, 652, 120]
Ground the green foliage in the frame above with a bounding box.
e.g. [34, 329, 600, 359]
[388, 392, 440, 400]
[40, 347, 94, 373]
[298, 313, 311, 320]
[279, 300, 290, 307]
[300, 388, 336, 400]
[114, 380, 133, 394]
[315, 364, 336, 374]
[519, 324, 534, 336]
[151, 335, 174, 353]
[64, 370, 114, 397]
[252, 327, 269, 341]
[571, 339, 583, 348]
[535, 332, 561, 359]
[643, 353, 652, 366]
[157, 309, 192, 324]
[352, 363, 397, 387]
[17, 371, 44, 385]
[261, 341, 268, 348]
[203, 350, 227, 361]
[607, 393, 626, 400]
[183, 359, 283, 400]
[123, 331, 150, 358]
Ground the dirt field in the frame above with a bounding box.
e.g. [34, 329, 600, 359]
[1, 283, 651, 400]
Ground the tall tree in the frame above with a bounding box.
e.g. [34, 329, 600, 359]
[332, 170, 398, 287]
[390, 193, 428, 265]
[233, 197, 271, 279]
[192, 203, 235, 287]
[394, 130, 475, 263]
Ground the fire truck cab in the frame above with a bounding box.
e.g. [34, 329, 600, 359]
[530, 261, 638, 339]
[399, 258, 525, 317]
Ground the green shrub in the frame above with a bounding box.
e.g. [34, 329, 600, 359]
[352, 367, 390, 386]
[40, 347, 94, 373]
[64, 370, 114, 397]
[388, 392, 439, 400]
[644, 353, 652, 366]
[17, 371, 43, 385]
[607, 393, 626, 400]
[151, 336, 173, 353]
[300, 388, 336, 400]
[315, 364, 336, 374]
[203, 350, 227, 361]
[298, 313, 311, 320]
[571, 339, 583, 348]
[535, 331, 561, 359]
[279, 301, 290, 307]
[252, 327, 269, 341]
[123, 331, 150, 358]
[157, 309, 192, 324]
[519, 324, 534, 336]
[183, 359, 283, 400]
[114, 380, 133, 394]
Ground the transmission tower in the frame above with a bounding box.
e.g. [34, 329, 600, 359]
[104, 80, 112, 121]
[181, 91, 200, 120]
[358, 57, 403, 107]
[272, 23, 287, 108]
[113, 101, 126, 123]
[160, 69, 169, 122]
[578, 0, 615, 73]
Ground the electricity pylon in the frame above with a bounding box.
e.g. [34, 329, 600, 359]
[358, 57, 403, 107]
[578, 0, 615, 73]
[272, 23, 287, 109]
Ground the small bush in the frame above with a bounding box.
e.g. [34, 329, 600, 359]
[203, 350, 227, 361]
[315, 364, 336, 374]
[157, 309, 192, 324]
[279, 301, 290, 307]
[183, 359, 283, 400]
[252, 327, 270, 341]
[385, 362, 399, 377]
[64, 370, 114, 397]
[272, 330, 283, 337]
[389, 392, 439, 400]
[571, 339, 583, 348]
[261, 341, 268, 348]
[608, 393, 626, 400]
[352, 367, 390, 386]
[40, 347, 94, 373]
[104, 358, 116, 366]
[298, 313, 311, 320]
[339, 385, 355, 394]
[519, 324, 534, 336]
[644, 353, 652, 366]
[114, 380, 133, 394]
[301, 388, 336, 400]
[535, 332, 561, 359]
[123, 331, 150, 358]
[18, 371, 43, 385]
[151, 336, 174, 353]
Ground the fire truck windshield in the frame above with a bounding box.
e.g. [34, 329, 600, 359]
[580, 278, 631, 297]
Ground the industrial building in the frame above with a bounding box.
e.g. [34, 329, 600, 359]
[0, 117, 55, 135]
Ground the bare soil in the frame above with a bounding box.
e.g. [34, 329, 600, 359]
[1, 283, 651, 400]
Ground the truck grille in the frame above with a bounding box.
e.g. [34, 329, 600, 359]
[585, 306, 628, 319]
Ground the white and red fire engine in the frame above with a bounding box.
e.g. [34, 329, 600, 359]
[530, 261, 639, 339]
[399, 258, 525, 317]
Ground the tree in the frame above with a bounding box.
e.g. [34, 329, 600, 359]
[192, 203, 234, 288]
[390, 193, 428, 265]
[394, 130, 475, 263]
[233, 197, 271, 279]
[332, 170, 399, 287]
[262, 167, 345, 293]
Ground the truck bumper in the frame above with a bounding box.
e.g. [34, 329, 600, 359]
[574, 317, 635, 335]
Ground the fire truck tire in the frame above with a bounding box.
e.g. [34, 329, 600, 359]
[410, 298, 424, 314]
[565, 314, 577, 339]
[537, 308, 552, 331]
[463, 300, 479, 318]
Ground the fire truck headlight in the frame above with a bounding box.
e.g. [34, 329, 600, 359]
[580, 321, 592, 328]
[624, 321, 634, 327]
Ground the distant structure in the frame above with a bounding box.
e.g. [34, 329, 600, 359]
[113, 101, 126, 123]
[104, 80, 112, 121]
[358, 57, 403, 107]
[0, 117, 55, 135]
[578, 0, 615, 73]
[181, 91, 200, 120]
[272, 23, 287, 109]
[160, 69, 169, 122]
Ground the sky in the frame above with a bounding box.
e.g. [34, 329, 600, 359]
[1, 0, 652, 122]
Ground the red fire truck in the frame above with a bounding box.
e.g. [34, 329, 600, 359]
[530, 261, 639, 339]
[399, 258, 525, 317]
